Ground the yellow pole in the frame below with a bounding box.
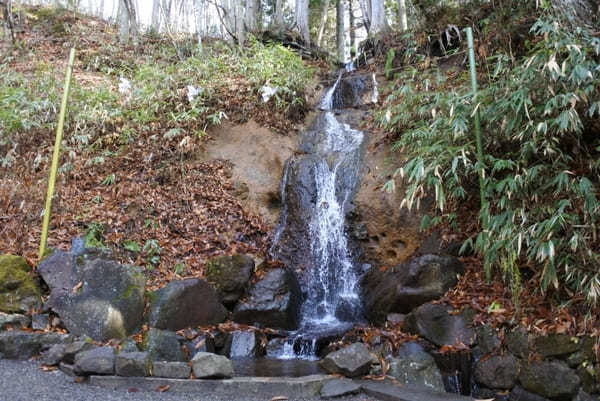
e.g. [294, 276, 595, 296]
[39, 48, 76, 260]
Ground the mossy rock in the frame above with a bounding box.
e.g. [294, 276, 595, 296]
[0, 255, 42, 313]
[205, 254, 254, 307]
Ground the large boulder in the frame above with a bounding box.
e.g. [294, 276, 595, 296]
[205, 254, 254, 308]
[233, 268, 301, 330]
[474, 355, 519, 389]
[74, 346, 116, 375]
[115, 352, 152, 377]
[0, 331, 73, 359]
[319, 343, 373, 378]
[143, 328, 187, 362]
[191, 352, 234, 379]
[0, 255, 42, 313]
[404, 303, 476, 346]
[387, 342, 444, 391]
[148, 278, 228, 331]
[38, 249, 145, 341]
[361, 254, 465, 323]
[518, 360, 580, 401]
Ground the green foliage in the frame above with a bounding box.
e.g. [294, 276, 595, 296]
[143, 239, 161, 268]
[84, 222, 106, 248]
[122, 240, 141, 253]
[378, 13, 600, 304]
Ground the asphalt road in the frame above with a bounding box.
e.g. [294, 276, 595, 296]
[0, 359, 374, 401]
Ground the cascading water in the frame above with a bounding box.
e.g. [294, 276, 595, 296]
[270, 69, 367, 360]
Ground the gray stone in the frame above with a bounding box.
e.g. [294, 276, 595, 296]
[320, 343, 373, 378]
[228, 331, 259, 358]
[387, 342, 444, 391]
[320, 378, 361, 398]
[518, 359, 580, 400]
[266, 338, 287, 358]
[143, 328, 187, 362]
[404, 303, 475, 347]
[474, 355, 518, 389]
[0, 331, 73, 359]
[31, 314, 50, 330]
[532, 334, 580, 357]
[362, 255, 465, 323]
[191, 352, 234, 379]
[63, 339, 96, 364]
[0, 313, 31, 330]
[115, 351, 151, 377]
[205, 254, 254, 307]
[574, 389, 599, 401]
[119, 338, 139, 353]
[476, 325, 501, 354]
[576, 364, 598, 394]
[184, 335, 216, 358]
[360, 380, 473, 401]
[0, 254, 42, 313]
[74, 346, 116, 375]
[509, 386, 552, 401]
[506, 327, 530, 358]
[38, 250, 146, 341]
[41, 343, 67, 366]
[148, 279, 227, 331]
[387, 313, 405, 325]
[233, 268, 302, 330]
[152, 361, 191, 379]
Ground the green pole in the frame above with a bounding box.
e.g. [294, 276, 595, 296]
[466, 28, 487, 212]
[39, 48, 76, 260]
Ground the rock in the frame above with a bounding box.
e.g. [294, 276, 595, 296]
[115, 352, 151, 377]
[0, 254, 42, 313]
[153, 361, 191, 379]
[63, 340, 96, 364]
[474, 355, 518, 389]
[41, 344, 66, 366]
[319, 343, 373, 378]
[518, 359, 580, 400]
[228, 331, 259, 358]
[205, 255, 254, 307]
[32, 314, 50, 330]
[387, 342, 444, 391]
[184, 335, 216, 358]
[74, 346, 116, 375]
[576, 364, 598, 394]
[362, 255, 465, 323]
[38, 250, 146, 341]
[476, 325, 501, 354]
[148, 279, 228, 331]
[387, 313, 405, 325]
[143, 328, 187, 362]
[191, 352, 234, 379]
[574, 389, 598, 401]
[119, 338, 139, 353]
[532, 334, 580, 357]
[233, 268, 302, 330]
[0, 313, 31, 330]
[510, 386, 552, 401]
[0, 331, 73, 359]
[320, 378, 361, 398]
[506, 327, 530, 358]
[404, 303, 476, 347]
[266, 338, 288, 358]
[475, 387, 510, 401]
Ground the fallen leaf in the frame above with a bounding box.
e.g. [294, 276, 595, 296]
[270, 397, 288, 401]
[72, 281, 83, 294]
[156, 384, 170, 393]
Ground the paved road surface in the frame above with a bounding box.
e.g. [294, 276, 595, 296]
[0, 359, 374, 401]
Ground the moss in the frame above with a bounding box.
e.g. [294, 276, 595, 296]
[0, 254, 41, 313]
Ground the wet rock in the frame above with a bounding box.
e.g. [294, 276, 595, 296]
[191, 352, 234, 379]
[41, 344, 66, 366]
[506, 327, 530, 358]
[0, 313, 31, 330]
[362, 255, 465, 323]
[474, 355, 518, 389]
[32, 314, 50, 330]
[115, 352, 151, 377]
[148, 278, 228, 331]
[205, 254, 254, 308]
[38, 250, 146, 341]
[265, 338, 288, 358]
[153, 361, 191, 379]
[74, 346, 116, 376]
[233, 268, 301, 330]
[0, 331, 73, 359]
[0, 254, 42, 313]
[404, 303, 475, 346]
[532, 333, 580, 357]
[476, 325, 501, 354]
[387, 342, 444, 391]
[320, 378, 361, 398]
[319, 343, 373, 378]
[518, 359, 580, 400]
[228, 331, 259, 358]
[510, 386, 552, 401]
[143, 328, 187, 362]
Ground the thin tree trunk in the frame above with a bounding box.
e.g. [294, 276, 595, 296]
[245, 0, 259, 33]
[397, 0, 407, 31]
[370, 0, 388, 36]
[295, 0, 310, 45]
[348, 0, 356, 57]
[316, 0, 330, 47]
[151, 0, 160, 31]
[336, 0, 345, 62]
[195, 0, 203, 48]
[274, 0, 284, 33]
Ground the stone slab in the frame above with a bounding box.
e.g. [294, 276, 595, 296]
[360, 381, 473, 401]
[88, 374, 334, 398]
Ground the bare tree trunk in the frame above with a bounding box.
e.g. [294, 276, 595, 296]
[151, 0, 160, 31]
[235, 0, 246, 44]
[348, 0, 356, 57]
[336, 0, 345, 62]
[370, 0, 388, 36]
[295, 0, 310, 45]
[316, 0, 330, 47]
[358, 0, 370, 33]
[245, 0, 259, 33]
[274, 0, 284, 33]
[397, 0, 407, 31]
